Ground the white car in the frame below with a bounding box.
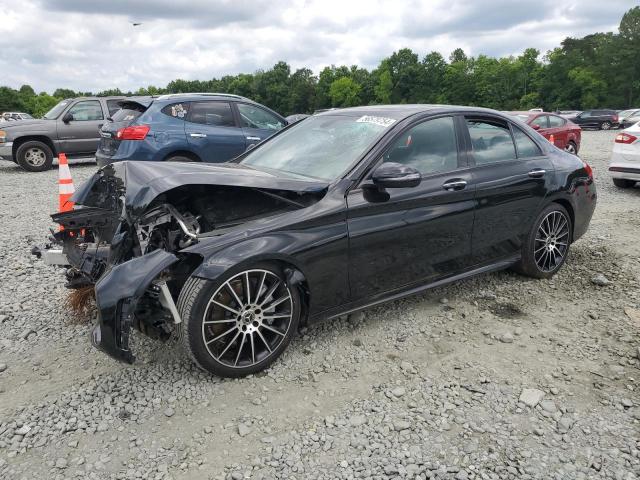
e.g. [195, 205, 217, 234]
[609, 122, 640, 188]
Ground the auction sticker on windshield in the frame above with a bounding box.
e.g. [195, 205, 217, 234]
[356, 115, 396, 127]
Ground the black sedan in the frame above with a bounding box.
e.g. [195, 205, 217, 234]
[41, 105, 597, 377]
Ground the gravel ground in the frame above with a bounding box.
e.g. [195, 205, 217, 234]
[0, 131, 639, 480]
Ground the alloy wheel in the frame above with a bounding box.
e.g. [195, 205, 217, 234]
[601, 122, 611, 130]
[24, 147, 46, 167]
[564, 143, 577, 155]
[201, 269, 293, 368]
[534, 211, 570, 273]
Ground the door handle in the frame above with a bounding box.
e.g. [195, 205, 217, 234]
[528, 168, 546, 178]
[246, 136, 261, 141]
[442, 179, 467, 191]
[189, 133, 207, 138]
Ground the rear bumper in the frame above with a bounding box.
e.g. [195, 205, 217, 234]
[609, 166, 640, 181]
[609, 150, 640, 180]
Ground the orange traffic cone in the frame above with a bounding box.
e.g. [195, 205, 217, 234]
[549, 134, 555, 145]
[58, 153, 75, 213]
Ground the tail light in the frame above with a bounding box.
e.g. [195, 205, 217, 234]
[615, 133, 637, 144]
[116, 125, 150, 140]
[613, 114, 619, 122]
[583, 161, 593, 179]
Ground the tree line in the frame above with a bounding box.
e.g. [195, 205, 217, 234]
[1, 7, 638, 118]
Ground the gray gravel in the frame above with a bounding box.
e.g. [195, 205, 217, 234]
[1, 132, 639, 480]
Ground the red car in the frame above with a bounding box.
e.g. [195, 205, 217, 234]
[510, 111, 581, 155]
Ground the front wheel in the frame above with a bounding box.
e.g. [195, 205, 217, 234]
[16, 141, 53, 172]
[177, 264, 300, 377]
[600, 121, 612, 130]
[513, 204, 572, 279]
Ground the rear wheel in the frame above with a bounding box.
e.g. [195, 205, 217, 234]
[564, 141, 578, 155]
[613, 178, 636, 188]
[600, 121, 612, 130]
[16, 141, 53, 172]
[177, 263, 300, 377]
[514, 204, 572, 279]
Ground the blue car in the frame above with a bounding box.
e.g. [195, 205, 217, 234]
[96, 93, 287, 167]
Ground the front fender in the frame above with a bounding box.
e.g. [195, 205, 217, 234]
[190, 234, 308, 281]
[92, 249, 179, 363]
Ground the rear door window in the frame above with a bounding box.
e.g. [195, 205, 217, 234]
[548, 115, 565, 127]
[512, 126, 542, 158]
[466, 118, 516, 165]
[531, 115, 549, 129]
[187, 102, 235, 127]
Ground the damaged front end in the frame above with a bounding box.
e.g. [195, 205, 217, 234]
[37, 161, 327, 364]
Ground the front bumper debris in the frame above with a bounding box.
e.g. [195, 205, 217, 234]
[42, 248, 69, 266]
[92, 249, 179, 364]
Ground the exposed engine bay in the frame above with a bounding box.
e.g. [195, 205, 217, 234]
[36, 160, 328, 363]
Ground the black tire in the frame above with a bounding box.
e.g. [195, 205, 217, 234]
[16, 141, 53, 172]
[513, 204, 572, 279]
[612, 178, 635, 188]
[166, 155, 195, 162]
[564, 141, 578, 155]
[600, 121, 612, 130]
[177, 262, 300, 377]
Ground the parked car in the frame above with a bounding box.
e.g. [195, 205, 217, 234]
[618, 109, 640, 129]
[39, 105, 596, 377]
[1, 112, 33, 122]
[509, 111, 581, 154]
[609, 123, 640, 188]
[566, 110, 619, 130]
[0, 96, 128, 171]
[96, 93, 287, 167]
[557, 110, 582, 119]
[285, 113, 310, 124]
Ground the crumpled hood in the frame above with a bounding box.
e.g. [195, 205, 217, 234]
[71, 161, 329, 219]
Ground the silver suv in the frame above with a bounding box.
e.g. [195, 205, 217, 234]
[0, 97, 126, 172]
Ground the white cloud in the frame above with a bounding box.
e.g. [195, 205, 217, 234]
[0, 0, 634, 92]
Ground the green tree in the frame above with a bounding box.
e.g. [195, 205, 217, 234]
[329, 77, 361, 107]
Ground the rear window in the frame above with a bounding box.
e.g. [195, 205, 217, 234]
[161, 102, 190, 119]
[106, 100, 122, 116]
[111, 106, 145, 123]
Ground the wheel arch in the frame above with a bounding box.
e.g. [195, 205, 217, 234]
[190, 252, 312, 327]
[549, 198, 575, 242]
[13, 135, 58, 158]
[161, 150, 201, 162]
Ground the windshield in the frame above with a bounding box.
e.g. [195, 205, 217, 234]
[43, 100, 71, 120]
[239, 114, 393, 181]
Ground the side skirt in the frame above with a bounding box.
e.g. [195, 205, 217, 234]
[310, 255, 520, 323]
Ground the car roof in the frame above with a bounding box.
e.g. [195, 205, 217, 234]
[155, 93, 251, 102]
[314, 104, 516, 121]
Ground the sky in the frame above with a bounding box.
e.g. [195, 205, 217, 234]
[0, 0, 635, 93]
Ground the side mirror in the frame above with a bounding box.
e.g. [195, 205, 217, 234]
[371, 162, 421, 189]
[62, 112, 73, 123]
[531, 124, 541, 131]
